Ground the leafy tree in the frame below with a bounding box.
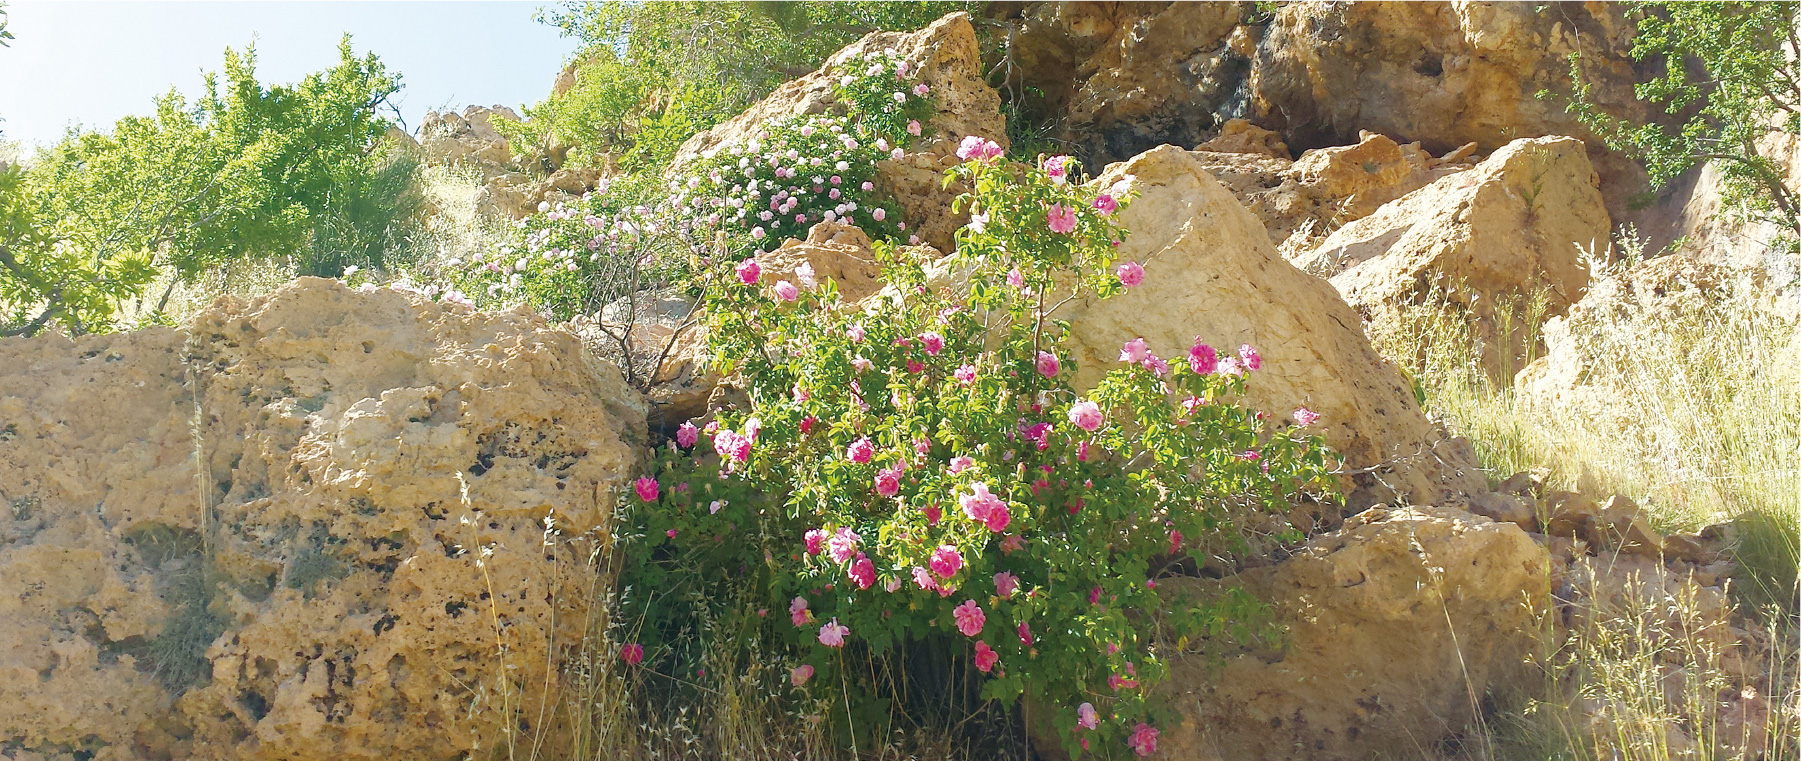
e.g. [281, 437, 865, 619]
[499, 1, 980, 170]
[1, 38, 422, 336]
[1571, 2, 1801, 254]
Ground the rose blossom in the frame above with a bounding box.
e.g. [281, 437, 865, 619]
[790, 664, 814, 686]
[1294, 407, 1320, 427]
[794, 262, 817, 288]
[1046, 203, 1077, 234]
[774, 280, 799, 301]
[952, 599, 986, 636]
[846, 437, 875, 464]
[954, 364, 977, 384]
[907, 119, 922, 136]
[1127, 724, 1160, 757]
[973, 640, 1000, 672]
[1239, 343, 1263, 371]
[1092, 193, 1118, 216]
[789, 596, 811, 626]
[1036, 351, 1061, 379]
[918, 332, 944, 356]
[874, 465, 903, 497]
[912, 566, 939, 590]
[1115, 260, 1145, 287]
[827, 527, 861, 564]
[1120, 337, 1150, 364]
[634, 477, 659, 502]
[958, 482, 1010, 532]
[848, 554, 876, 589]
[1017, 621, 1035, 646]
[994, 572, 1020, 597]
[1189, 341, 1218, 374]
[621, 643, 644, 665]
[929, 545, 964, 578]
[736, 259, 761, 284]
[804, 529, 827, 555]
[676, 421, 700, 448]
[1044, 155, 1070, 184]
[1068, 400, 1104, 432]
[818, 618, 849, 647]
[1078, 702, 1099, 730]
[948, 455, 975, 474]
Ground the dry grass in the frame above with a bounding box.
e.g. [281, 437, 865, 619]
[1365, 238, 1799, 611]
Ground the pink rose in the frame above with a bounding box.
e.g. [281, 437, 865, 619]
[1046, 203, 1077, 234]
[1127, 723, 1160, 757]
[1188, 341, 1217, 374]
[1116, 261, 1144, 288]
[675, 421, 700, 448]
[956, 135, 987, 161]
[929, 545, 964, 578]
[907, 119, 922, 136]
[1044, 154, 1070, 183]
[634, 477, 659, 502]
[773, 280, 799, 301]
[1078, 702, 1099, 730]
[875, 465, 903, 497]
[1239, 343, 1262, 371]
[959, 483, 1010, 532]
[790, 664, 814, 686]
[846, 437, 875, 464]
[954, 364, 977, 384]
[818, 618, 849, 647]
[620, 643, 644, 665]
[848, 554, 876, 589]
[795, 262, 817, 288]
[1119, 337, 1150, 364]
[1093, 193, 1118, 216]
[1035, 351, 1060, 379]
[1017, 621, 1034, 646]
[952, 599, 986, 636]
[994, 571, 1019, 597]
[827, 527, 861, 564]
[847, 323, 866, 342]
[999, 534, 1026, 554]
[948, 455, 974, 474]
[1294, 407, 1320, 427]
[790, 596, 811, 626]
[736, 259, 761, 284]
[912, 566, 939, 590]
[973, 640, 999, 672]
[1068, 400, 1104, 432]
[919, 332, 944, 356]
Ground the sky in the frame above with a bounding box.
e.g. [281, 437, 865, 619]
[0, 1, 583, 148]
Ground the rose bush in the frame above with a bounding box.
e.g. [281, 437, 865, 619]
[442, 49, 934, 321]
[620, 147, 1337, 757]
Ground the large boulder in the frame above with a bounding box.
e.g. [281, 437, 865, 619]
[1192, 130, 1477, 256]
[1301, 136, 1611, 380]
[995, 2, 1656, 223]
[0, 279, 644, 760]
[1061, 145, 1484, 506]
[1151, 505, 1549, 761]
[669, 12, 1007, 252]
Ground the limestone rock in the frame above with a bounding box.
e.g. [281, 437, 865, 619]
[0, 279, 644, 760]
[1192, 131, 1475, 256]
[1057, 145, 1483, 505]
[473, 166, 605, 220]
[1196, 118, 1289, 158]
[669, 12, 1006, 251]
[418, 105, 525, 177]
[1149, 505, 1549, 761]
[1303, 136, 1611, 380]
[995, 2, 1253, 163]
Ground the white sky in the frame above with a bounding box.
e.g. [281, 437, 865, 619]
[0, 1, 582, 147]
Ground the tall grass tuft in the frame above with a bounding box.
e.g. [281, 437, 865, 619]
[1365, 233, 1799, 611]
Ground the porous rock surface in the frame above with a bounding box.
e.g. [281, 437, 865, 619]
[0, 278, 644, 760]
[1301, 136, 1612, 380]
[1063, 145, 1484, 504]
[669, 12, 1007, 252]
[1193, 130, 1477, 256]
[1144, 505, 1548, 761]
[995, 1, 1655, 221]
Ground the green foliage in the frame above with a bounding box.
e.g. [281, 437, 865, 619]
[1568, 2, 1801, 252]
[447, 53, 935, 322]
[617, 152, 1336, 757]
[497, 1, 978, 170]
[0, 38, 421, 336]
[0, 3, 13, 48]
